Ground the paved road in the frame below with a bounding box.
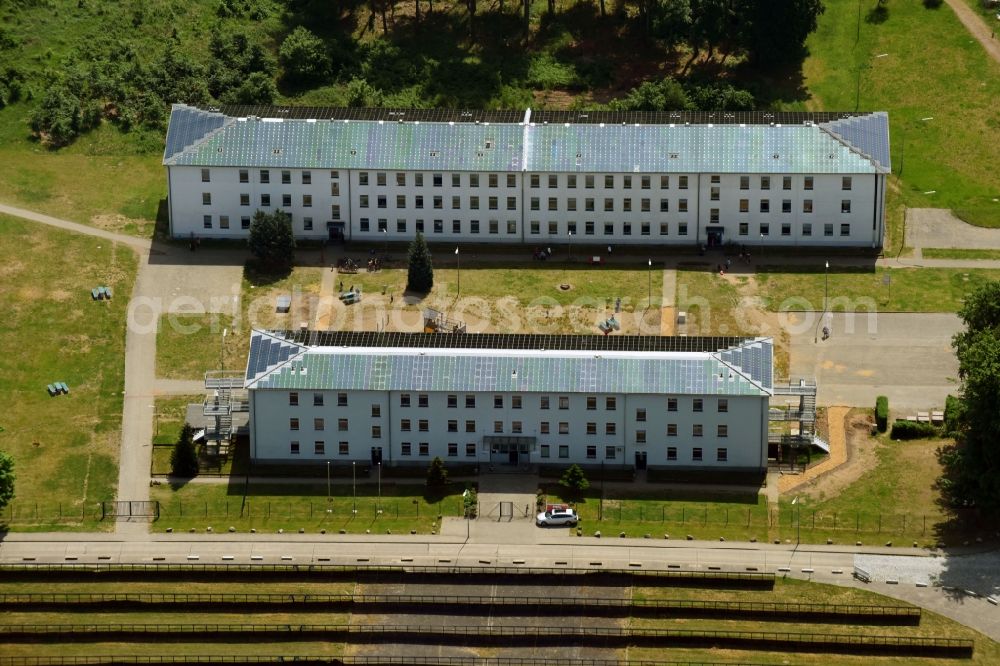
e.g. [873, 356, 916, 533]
[790, 312, 961, 411]
[1, 532, 997, 641]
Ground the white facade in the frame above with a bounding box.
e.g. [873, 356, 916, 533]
[169, 165, 885, 248]
[244, 331, 774, 473]
[164, 106, 891, 249]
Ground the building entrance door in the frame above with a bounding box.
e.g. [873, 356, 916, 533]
[370, 446, 382, 466]
[508, 450, 518, 465]
[634, 451, 647, 470]
[705, 226, 724, 247]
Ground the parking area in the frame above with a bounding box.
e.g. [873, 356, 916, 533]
[790, 312, 961, 411]
[906, 208, 1000, 250]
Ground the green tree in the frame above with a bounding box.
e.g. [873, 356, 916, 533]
[426, 456, 449, 490]
[248, 209, 296, 271]
[937, 281, 1000, 511]
[279, 26, 331, 85]
[170, 424, 199, 478]
[559, 464, 590, 498]
[734, 0, 825, 67]
[406, 231, 434, 293]
[609, 78, 692, 111]
[0, 450, 15, 512]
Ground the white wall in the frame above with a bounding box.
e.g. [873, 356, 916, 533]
[249, 386, 768, 470]
[168, 165, 883, 248]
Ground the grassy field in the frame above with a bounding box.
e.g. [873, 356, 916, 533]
[156, 266, 323, 379]
[755, 266, 1000, 312]
[785, 435, 959, 546]
[150, 480, 466, 534]
[631, 579, 1000, 665]
[0, 215, 137, 530]
[800, 0, 1000, 228]
[922, 248, 1000, 260]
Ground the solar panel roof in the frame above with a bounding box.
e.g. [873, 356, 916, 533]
[281, 330, 752, 353]
[245, 330, 774, 396]
[164, 105, 889, 175]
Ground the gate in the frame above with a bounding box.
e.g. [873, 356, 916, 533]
[101, 501, 160, 520]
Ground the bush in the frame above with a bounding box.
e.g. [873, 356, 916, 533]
[890, 420, 938, 440]
[463, 486, 478, 518]
[426, 456, 449, 490]
[875, 395, 889, 432]
[559, 464, 590, 497]
[943, 394, 962, 437]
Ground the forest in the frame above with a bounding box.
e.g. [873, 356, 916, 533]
[0, 0, 825, 147]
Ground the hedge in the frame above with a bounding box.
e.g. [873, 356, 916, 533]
[943, 394, 962, 437]
[875, 395, 889, 432]
[890, 420, 938, 440]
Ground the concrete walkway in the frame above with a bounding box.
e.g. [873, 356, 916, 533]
[659, 267, 677, 335]
[153, 379, 206, 395]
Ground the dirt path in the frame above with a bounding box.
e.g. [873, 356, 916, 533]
[778, 406, 852, 495]
[945, 0, 1000, 64]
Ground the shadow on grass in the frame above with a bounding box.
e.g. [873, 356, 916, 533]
[243, 259, 293, 287]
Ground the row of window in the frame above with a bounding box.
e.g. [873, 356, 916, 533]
[291, 392, 726, 412]
[360, 172, 518, 188]
[287, 440, 730, 462]
[292, 416, 728, 439]
[739, 222, 853, 237]
[202, 169, 850, 193]
[360, 194, 518, 211]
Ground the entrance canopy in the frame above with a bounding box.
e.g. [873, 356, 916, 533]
[483, 436, 537, 454]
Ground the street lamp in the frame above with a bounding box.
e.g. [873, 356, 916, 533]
[352, 461, 357, 514]
[377, 461, 382, 515]
[381, 227, 388, 256]
[326, 460, 331, 503]
[455, 247, 460, 296]
[791, 496, 801, 545]
[647, 259, 653, 308]
[220, 328, 228, 373]
[815, 261, 830, 343]
[567, 230, 574, 261]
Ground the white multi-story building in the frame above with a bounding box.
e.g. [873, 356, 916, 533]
[164, 105, 891, 249]
[244, 330, 778, 474]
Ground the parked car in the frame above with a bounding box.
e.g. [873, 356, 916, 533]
[536, 507, 579, 527]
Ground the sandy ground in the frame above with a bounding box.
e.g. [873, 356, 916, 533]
[778, 408, 876, 498]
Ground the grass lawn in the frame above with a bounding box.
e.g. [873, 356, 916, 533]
[783, 436, 959, 546]
[152, 395, 204, 447]
[0, 215, 137, 530]
[0, 112, 164, 237]
[922, 248, 1000, 260]
[631, 579, 1000, 665]
[156, 266, 323, 379]
[150, 480, 466, 534]
[755, 266, 1000, 312]
[800, 0, 1000, 228]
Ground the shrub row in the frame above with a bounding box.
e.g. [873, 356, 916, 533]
[890, 420, 939, 440]
[875, 395, 889, 432]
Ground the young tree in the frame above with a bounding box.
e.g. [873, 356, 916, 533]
[938, 281, 1000, 512]
[406, 231, 434, 293]
[248, 209, 296, 271]
[170, 424, 200, 478]
[559, 464, 590, 498]
[0, 450, 14, 512]
[426, 456, 449, 490]
[279, 26, 331, 85]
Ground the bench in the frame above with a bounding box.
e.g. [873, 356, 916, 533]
[102, 286, 112, 299]
[47, 384, 58, 397]
[91, 288, 100, 300]
[57, 382, 69, 394]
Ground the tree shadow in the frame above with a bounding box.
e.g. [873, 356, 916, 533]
[243, 259, 292, 287]
[865, 5, 890, 24]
